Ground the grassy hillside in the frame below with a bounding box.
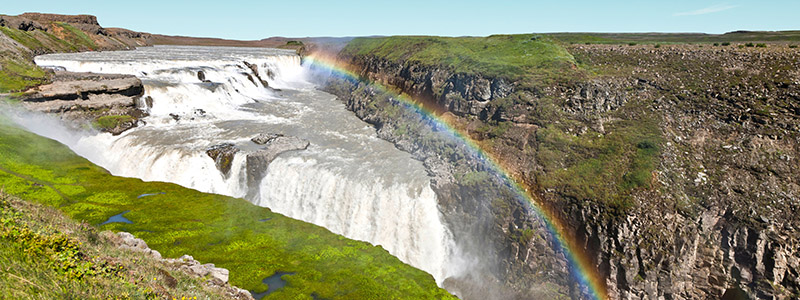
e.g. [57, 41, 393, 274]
[0, 115, 454, 299]
[0, 14, 150, 93]
[335, 32, 799, 215]
[547, 30, 800, 44]
[0, 191, 236, 299]
[341, 35, 582, 83]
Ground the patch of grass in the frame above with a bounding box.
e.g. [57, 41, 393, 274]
[0, 57, 50, 93]
[92, 115, 135, 131]
[456, 171, 492, 187]
[534, 116, 662, 211]
[0, 116, 454, 299]
[0, 26, 47, 53]
[341, 35, 581, 84]
[756, 43, 767, 48]
[790, 45, 798, 48]
[0, 192, 237, 299]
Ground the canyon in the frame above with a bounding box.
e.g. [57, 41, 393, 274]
[1, 12, 799, 300]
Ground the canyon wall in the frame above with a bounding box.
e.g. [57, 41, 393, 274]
[320, 38, 800, 299]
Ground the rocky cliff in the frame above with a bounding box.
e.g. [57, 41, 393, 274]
[320, 36, 800, 299]
[0, 13, 152, 134]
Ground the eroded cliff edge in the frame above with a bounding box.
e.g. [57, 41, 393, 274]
[318, 36, 800, 299]
[0, 13, 151, 134]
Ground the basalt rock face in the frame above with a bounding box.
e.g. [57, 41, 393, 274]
[349, 55, 514, 117]
[322, 44, 800, 299]
[323, 77, 570, 300]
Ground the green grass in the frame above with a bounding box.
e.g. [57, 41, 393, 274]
[547, 31, 800, 44]
[0, 192, 236, 299]
[0, 26, 48, 53]
[0, 57, 50, 93]
[92, 115, 135, 131]
[534, 113, 662, 212]
[341, 35, 581, 84]
[0, 116, 454, 299]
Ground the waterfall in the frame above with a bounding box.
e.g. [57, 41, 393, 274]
[30, 45, 461, 284]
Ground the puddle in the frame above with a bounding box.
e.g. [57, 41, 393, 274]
[137, 192, 166, 199]
[100, 210, 133, 226]
[250, 272, 294, 299]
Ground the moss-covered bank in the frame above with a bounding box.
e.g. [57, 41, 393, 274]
[0, 115, 454, 299]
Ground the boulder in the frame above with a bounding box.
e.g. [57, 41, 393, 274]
[197, 70, 211, 83]
[242, 61, 270, 87]
[251, 133, 283, 145]
[206, 143, 240, 177]
[116, 231, 162, 259]
[209, 267, 230, 283]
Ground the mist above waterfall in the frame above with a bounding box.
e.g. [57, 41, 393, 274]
[31, 46, 466, 284]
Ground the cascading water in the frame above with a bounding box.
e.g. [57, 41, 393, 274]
[30, 45, 461, 284]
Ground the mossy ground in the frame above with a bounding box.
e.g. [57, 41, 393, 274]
[0, 191, 232, 299]
[0, 116, 454, 299]
[341, 35, 583, 84]
[93, 115, 135, 131]
[0, 55, 50, 93]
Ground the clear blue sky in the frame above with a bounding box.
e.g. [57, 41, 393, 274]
[4, 1, 799, 40]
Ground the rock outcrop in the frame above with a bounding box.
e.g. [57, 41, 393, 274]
[206, 143, 240, 177]
[0, 15, 47, 32]
[246, 136, 309, 190]
[250, 133, 283, 145]
[112, 231, 254, 300]
[21, 71, 146, 135]
[1, 12, 153, 134]
[203, 134, 310, 192]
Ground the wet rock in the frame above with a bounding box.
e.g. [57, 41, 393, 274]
[206, 143, 240, 177]
[243, 61, 270, 87]
[251, 133, 284, 145]
[197, 70, 211, 83]
[246, 136, 309, 191]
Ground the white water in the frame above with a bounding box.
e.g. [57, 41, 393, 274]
[31, 46, 460, 283]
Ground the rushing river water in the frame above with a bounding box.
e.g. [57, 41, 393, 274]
[30, 45, 461, 284]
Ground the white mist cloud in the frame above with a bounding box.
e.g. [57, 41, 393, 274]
[674, 4, 740, 16]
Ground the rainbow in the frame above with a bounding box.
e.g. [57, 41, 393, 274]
[303, 54, 609, 300]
